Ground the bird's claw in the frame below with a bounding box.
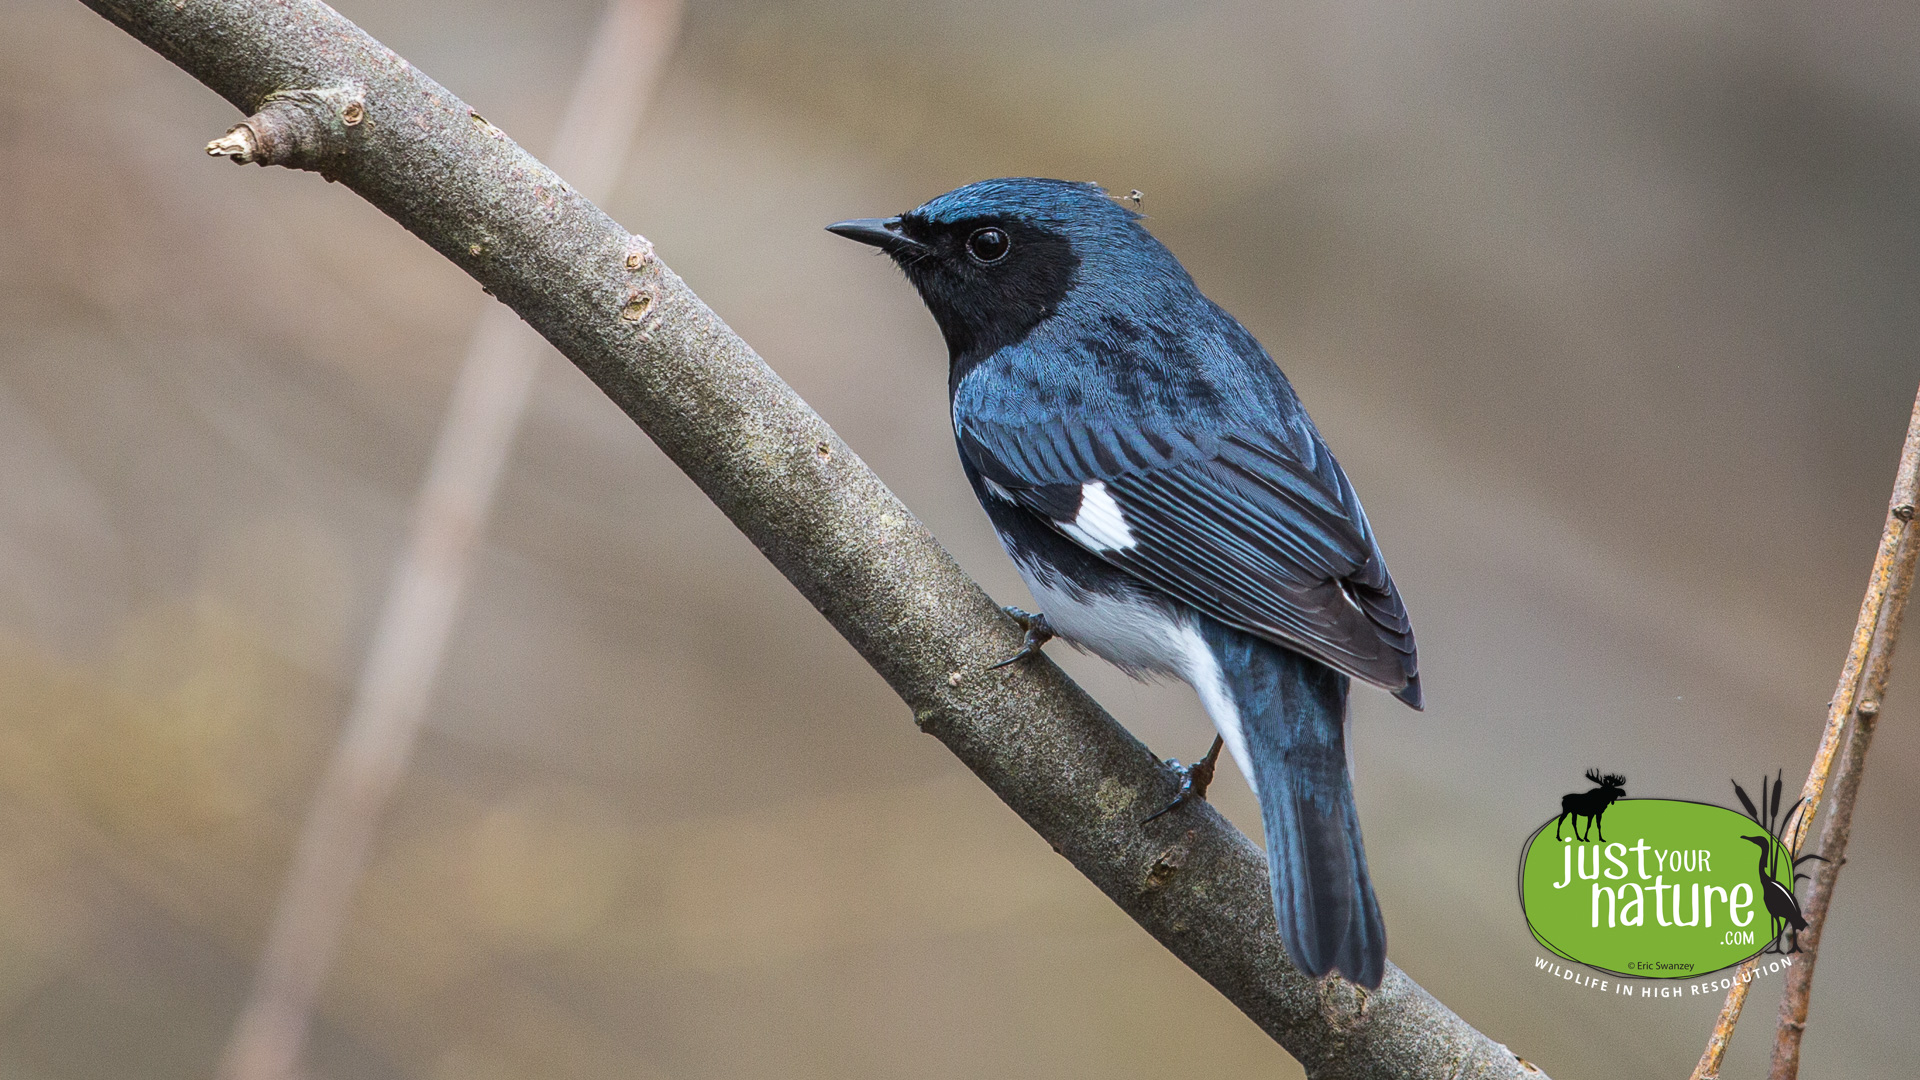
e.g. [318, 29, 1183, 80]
[989, 606, 1055, 669]
[1144, 735, 1225, 823]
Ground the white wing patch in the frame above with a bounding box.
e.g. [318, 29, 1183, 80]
[1059, 480, 1137, 552]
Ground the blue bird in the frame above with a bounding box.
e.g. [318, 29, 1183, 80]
[829, 178, 1419, 988]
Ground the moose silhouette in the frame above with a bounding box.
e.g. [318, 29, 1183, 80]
[1555, 769, 1627, 842]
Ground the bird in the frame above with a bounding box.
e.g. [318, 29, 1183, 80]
[1741, 835, 1809, 953]
[828, 178, 1420, 989]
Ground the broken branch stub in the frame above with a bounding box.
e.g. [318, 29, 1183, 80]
[206, 85, 365, 171]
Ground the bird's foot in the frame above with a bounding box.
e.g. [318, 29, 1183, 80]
[988, 607, 1055, 669]
[1144, 735, 1225, 823]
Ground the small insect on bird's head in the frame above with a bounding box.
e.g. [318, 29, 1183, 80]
[827, 178, 1152, 361]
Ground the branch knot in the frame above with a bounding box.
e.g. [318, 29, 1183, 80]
[1143, 838, 1191, 891]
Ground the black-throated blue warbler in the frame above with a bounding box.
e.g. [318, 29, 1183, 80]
[829, 178, 1419, 988]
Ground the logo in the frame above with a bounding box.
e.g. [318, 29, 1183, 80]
[1518, 772, 1827, 978]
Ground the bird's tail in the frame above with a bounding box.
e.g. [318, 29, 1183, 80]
[1199, 620, 1386, 988]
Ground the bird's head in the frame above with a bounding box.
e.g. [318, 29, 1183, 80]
[1741, 835, 1772, 850]
[828, 178, 1186, 361]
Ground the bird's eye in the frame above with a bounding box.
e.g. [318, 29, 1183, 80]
[966, 227, 1010, 264]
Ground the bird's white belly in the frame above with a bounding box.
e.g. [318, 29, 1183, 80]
[1012, 556, 1258, 793]
[1017, 564, 1186, 677]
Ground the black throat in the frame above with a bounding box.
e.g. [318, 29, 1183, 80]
[892, 220, 1080, 393]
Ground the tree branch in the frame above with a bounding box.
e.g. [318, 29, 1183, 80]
[1689, 385, 1920, 1080]
[1765, 388, 1920, 1079]
[76, 1, 1541, 1075]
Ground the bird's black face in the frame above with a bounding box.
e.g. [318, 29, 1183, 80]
[828, 206, 1081, 363]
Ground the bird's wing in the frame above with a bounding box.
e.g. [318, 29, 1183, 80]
[959, 416, 1420, 704]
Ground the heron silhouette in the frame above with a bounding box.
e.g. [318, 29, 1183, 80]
[1741, 835, 1809, 953]
[1730, 770, 1830, 954]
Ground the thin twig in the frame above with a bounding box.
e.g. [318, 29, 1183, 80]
[1689, 386, 1920, 1080]
[76, 1, 1541, 1073]
[1765, 388, 1920, 1079]
[214, 4, 682, 1079]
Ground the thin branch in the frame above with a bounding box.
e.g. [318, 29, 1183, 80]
[1765, 388, 1920, 1079]
[1690, 385, 1920, 1080]
[76, 1, 1541, 1075]
[215, 4, 682, 1079]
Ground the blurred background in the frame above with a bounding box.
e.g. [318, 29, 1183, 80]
[3, 0, 1918, 1077]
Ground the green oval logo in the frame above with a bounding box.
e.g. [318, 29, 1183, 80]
[1519, 799, 1797, 978]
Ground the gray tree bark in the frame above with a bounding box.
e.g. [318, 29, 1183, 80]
[76, 1, 1545, 1075]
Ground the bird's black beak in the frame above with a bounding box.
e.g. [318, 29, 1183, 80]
[826, 216, 926, 255]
